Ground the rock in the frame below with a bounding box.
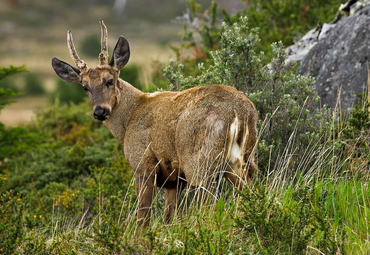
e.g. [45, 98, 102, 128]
[287, 1, 370, 110]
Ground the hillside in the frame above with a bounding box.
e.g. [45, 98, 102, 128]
[0, 0, 245, 125]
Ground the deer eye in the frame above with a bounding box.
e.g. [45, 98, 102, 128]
[107, 79, 114, 87]
[82, 85, 88, 92]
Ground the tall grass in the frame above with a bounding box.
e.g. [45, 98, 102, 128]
[6, 98, 368, 254]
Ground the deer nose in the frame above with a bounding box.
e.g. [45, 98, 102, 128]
[94, 106, 109, 121]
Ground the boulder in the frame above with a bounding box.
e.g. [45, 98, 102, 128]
[286, 1, 370, 110]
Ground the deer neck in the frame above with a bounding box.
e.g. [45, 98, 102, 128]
[103, 79, 144, 145]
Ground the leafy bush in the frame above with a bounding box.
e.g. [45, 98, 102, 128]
[24, 73, 45, 96]
[0, 65, 27, 109]
[339, 94, 370, 172]
[0, 176, 25, 255]
[174, 0, 342, 63]
[80, 33, 101, 58]
[0, 66, 37, 161]
[119, 64, 142, 90]
[245, 0, 343, 59]
[236, 182, 339, 254]
[50, 78, 86, 104]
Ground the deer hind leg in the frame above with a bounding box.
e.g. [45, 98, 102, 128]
[163, 181, 186, 224]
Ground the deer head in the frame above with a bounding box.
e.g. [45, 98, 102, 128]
[51, 20, 130, 121]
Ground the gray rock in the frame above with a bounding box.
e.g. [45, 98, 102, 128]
[291, 3, 370, 110]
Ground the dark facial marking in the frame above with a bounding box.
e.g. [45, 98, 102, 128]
[89, 69, 100, 80]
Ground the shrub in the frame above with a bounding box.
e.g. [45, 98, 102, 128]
[24, 73, 45, 96]
[0, 65, 27, 109]
[80, 33, 101, 58]
[50, 78, 86, 105]
[236, 182, 339, 254]
[245, 0, 342, 59]
[173, 0, 342, 63]
[0, 176, 25, 254]
[119, 64, 142, 90]
[340, 93, 370, 172]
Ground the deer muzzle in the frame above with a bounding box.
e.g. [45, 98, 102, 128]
[93, 105, 110, 121]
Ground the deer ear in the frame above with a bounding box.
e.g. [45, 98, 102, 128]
[52, 57, 81, 83]
[109, 36, 130, 70]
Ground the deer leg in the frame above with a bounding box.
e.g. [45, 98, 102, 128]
[164, 182, 186, 224]
[135, 173, 155, 227]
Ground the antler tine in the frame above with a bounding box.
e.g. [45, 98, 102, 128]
[67, 30, 88, 72]
[99, 19, 109, 66]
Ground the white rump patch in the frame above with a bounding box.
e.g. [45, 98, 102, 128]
[226, 116, 248, 164]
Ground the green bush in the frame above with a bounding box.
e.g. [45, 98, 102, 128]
[80, 33, 101, 58]
[236, 182, 339, 254]
[0, 65, 27, 108]
[0, 66, 35, 161]
[246, 0, 342, 59]
[173, 0, 342, 63]
[0, 176, 25, 255]
[119, 64, 142, 90]
[50, 78, 86, 104]
[24, 73, 45, 96]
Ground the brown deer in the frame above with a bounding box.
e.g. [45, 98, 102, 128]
[51, 20, 258, 226]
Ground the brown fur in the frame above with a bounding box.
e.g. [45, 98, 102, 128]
[51, 21, 258, 226]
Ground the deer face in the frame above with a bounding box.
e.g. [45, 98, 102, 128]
[81, 67, 119, 120]
[51, 20, 130, 121]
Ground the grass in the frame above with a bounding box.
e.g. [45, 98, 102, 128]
[9, 177, 368, 254]
[2, 124, 369, 254]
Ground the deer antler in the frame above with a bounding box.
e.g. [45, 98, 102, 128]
[99, 20, 109, 66]
[67, 30, 88, 72]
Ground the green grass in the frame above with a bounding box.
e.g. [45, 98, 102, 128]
[1, 123, 370, 254]
[3, 175, 369, 254]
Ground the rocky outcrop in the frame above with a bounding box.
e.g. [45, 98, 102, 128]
[286, 1, 370, 110]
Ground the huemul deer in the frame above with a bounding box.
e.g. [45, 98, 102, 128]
[51, 20, 258, 226]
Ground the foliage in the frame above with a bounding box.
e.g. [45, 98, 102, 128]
[80, 33, 101, 58]
[245, 0, 342, 59]
[0, 65, 27, 81]
[119, 64, 142, 90]
[50, 78, 86, 104]
[0, 65, 27, 110]
[182, 199, 233, 254]
[236, 182, 339, 254]
[170, 0, 342, 68]
[339, 94, 370, 171]
[0, 176, 25, 255]
[0, 65, 37, 162]
[23, 73, 45, 96]
[0, 99, 131, 218]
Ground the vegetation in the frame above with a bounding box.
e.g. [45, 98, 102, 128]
[1, 1, 370, 254]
